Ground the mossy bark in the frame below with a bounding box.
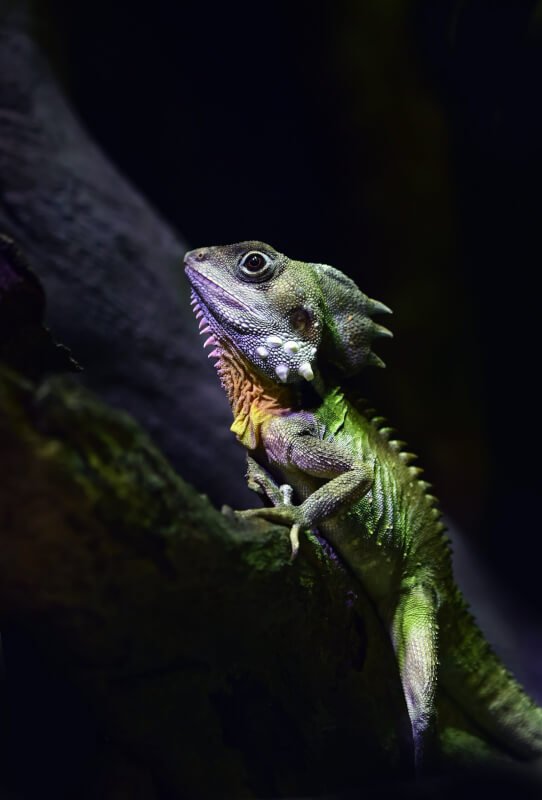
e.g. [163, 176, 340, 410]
[0, 366, 404, 797]
[0, 0, 252, 509]
[1, 366, 534, 799]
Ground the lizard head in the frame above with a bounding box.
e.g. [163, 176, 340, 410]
[184, 241, 392, 383]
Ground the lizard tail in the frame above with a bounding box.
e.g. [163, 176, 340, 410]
[439, 586, 542, 759]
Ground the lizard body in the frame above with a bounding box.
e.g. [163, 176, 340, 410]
[184, 241, 542, 768]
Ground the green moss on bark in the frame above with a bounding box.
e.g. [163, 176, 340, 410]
[0, 367, 526, 797]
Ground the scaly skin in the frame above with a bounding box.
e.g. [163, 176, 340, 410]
[184, 241, 542, 768]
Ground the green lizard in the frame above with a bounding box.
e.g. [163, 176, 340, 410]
[184, 240, 542, 768]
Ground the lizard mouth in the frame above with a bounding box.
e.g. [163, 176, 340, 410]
[185, 265, 252, 316]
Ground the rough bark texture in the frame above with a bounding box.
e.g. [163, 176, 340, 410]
[2, 364, 541, 799]
[0, 365, 403, 798]
[0, 1, 252, 508]
[0, 233, 79, 377]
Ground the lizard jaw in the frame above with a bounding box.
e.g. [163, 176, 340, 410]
[189, 288, 317, 385]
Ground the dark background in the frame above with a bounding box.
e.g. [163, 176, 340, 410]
[43, 0, 542, 618]
[2, 3, 542, 797]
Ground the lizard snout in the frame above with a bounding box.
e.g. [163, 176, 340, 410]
[183, 248, 209, 268]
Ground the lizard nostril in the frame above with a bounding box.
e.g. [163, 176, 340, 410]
[184, 248, 208, 267]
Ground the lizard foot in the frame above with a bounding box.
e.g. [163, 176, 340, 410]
[233, 504, 304, 560]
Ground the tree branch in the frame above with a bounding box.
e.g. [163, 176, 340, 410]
[0, 365, 409, 797]
[0, 1, 252, 508]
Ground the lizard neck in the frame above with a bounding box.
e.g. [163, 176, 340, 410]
[214, 341, 294, 449]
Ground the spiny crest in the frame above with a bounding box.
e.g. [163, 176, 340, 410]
[313, 263, 392, 376]
[365, 405, 443, 514]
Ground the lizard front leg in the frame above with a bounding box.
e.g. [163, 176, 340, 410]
[243, 454, 302, 555]
[237, 414, 373, 554]
[224, 453, 299, 550]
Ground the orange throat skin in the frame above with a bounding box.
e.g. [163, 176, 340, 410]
[213, 341, 293, 450]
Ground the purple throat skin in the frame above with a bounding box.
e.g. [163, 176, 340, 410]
[185, 241, 542, 771]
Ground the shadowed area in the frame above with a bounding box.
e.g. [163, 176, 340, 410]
[1, 1, 542, 797]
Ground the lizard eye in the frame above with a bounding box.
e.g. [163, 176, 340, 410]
[238, 251, 273, 281]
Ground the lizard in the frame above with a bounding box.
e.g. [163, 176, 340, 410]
[184, 240, 542, 769]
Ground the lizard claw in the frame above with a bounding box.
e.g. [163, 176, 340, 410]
[289, 523, 301, 560]
[247, 476, 264, 494]
[221, 504, 236, 520]
[232, 505, 305, 560]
